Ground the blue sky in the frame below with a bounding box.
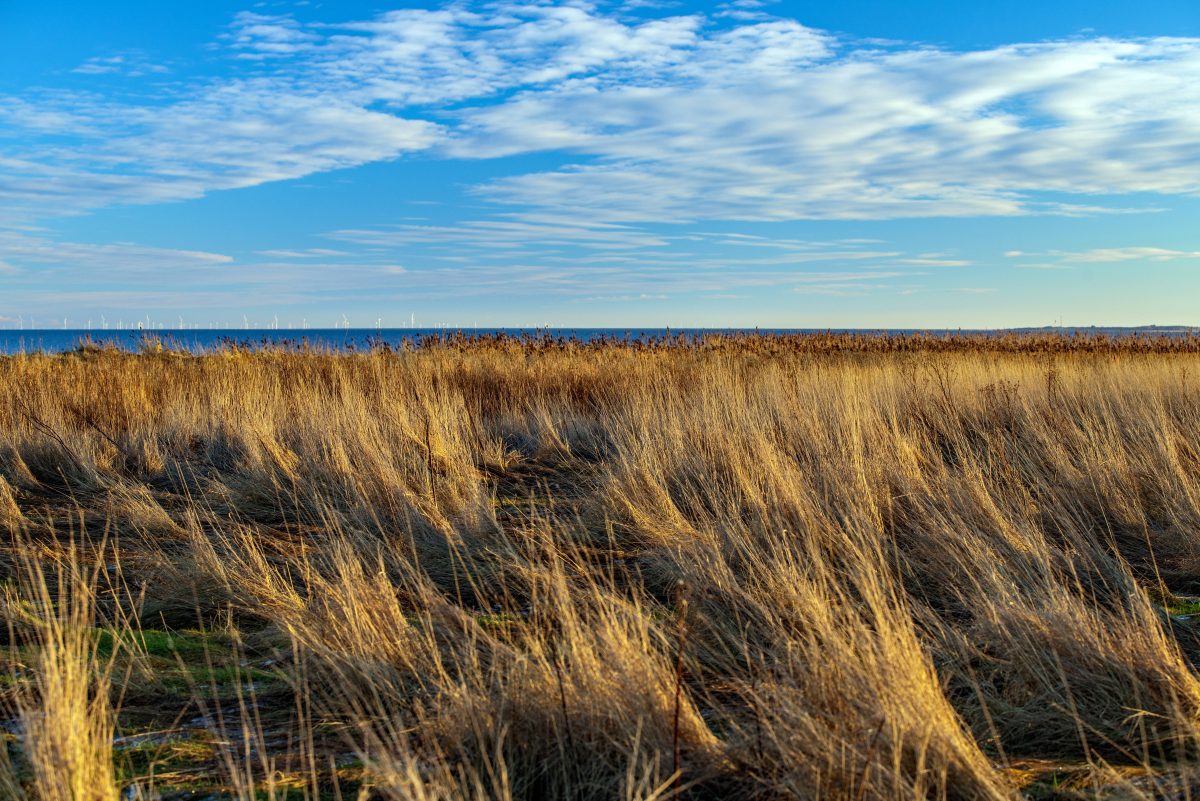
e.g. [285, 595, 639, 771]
[1, 0, 1198, 329]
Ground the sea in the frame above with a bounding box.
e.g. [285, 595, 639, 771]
[0, 327, 1194, 355]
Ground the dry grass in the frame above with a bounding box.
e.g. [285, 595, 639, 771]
[1, 333, 1200, 799]
[1, 539, 121, 801]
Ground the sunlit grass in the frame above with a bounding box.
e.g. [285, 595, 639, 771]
[3, 333, 1200, 799]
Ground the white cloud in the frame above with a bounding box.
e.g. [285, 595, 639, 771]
[227, 12, 319, 59]
[256, 248, 350, 258]
[460, 35, 1200, 221]
[894, 257, 972, 267]
[328, 217, 903, 275]
[1058, 247, 1200, 262]
[1, 4, 1199, 230]
[0, 231, 244, 306]
[0, 230, 231, 273]
[0, 218, 930, 315]
[331, 217, 674, 250]
[0, 230, 426, 315]
[72, 53, 169, 77]
[1007, 246, 1200, 265]
[1, 87, 439, 223]
[308, 215, 926, 302]
[374, 263, 911, 299]
[579, 293, 669, 302]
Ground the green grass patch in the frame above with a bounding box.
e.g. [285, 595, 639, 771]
[156, 664, 285, 694]
[1171, 600, 1200, 617]
[95, 628, 233, 660]
[474, 611, 525, 629]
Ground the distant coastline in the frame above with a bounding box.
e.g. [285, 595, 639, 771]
[1010, 324, 1199, 333]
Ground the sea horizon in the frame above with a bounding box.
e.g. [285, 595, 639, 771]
[2, 325, 1198, 355]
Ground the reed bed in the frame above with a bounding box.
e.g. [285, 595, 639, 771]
[1, 333, 1200, 800]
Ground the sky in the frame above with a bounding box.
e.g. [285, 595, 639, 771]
[1, 0, 1198, 329]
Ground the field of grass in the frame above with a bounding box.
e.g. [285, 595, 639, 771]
[3, 332, 1200, 800]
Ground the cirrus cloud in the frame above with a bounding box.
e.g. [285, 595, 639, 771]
[2, 1, 1200, 326]
[0, 3, 1197, 229]
[1059, 247, 1200, 262]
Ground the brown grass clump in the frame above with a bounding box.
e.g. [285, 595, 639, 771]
[1, 542, 121, 801]
[2, 332, 1200, 799]
[0, 475, 21, 532]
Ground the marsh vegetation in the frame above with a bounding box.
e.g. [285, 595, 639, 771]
[3, 332, 1200, 799]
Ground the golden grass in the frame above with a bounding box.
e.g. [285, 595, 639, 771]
[2, 333, 1200, 799]
[1, 540, 120, 801]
